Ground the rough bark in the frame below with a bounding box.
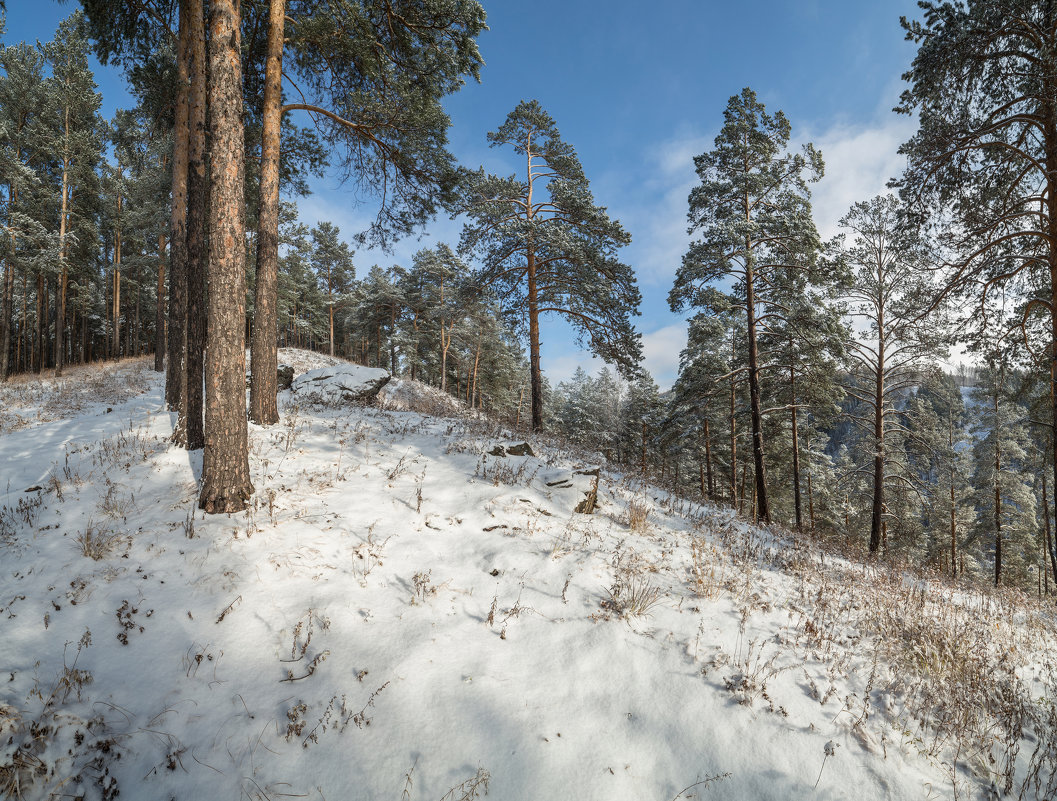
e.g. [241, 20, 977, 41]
[249, 0, 284, 425]
[993, 393, 1002, 586]
[184, 0, 208, 450]
[199, 0, 254, 513]
[166, 1, 190, 406]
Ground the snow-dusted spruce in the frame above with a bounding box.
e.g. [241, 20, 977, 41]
[668, 312, 743, 508]
[897, 0, 1057, 542]
[670, 87, 825, 525]
[458, 100, 644, 433]
[833, 195, 946, 555]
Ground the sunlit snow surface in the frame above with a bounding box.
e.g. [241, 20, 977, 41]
[1, 351, 1055, 801]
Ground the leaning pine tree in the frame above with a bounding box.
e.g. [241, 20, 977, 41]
[669, 87, 823, 525]
[459, 100, 643, 432]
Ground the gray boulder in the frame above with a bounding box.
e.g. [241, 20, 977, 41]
[291, 364, 391, 405]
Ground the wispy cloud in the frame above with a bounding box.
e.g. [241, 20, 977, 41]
[642, 322, 688, 390]
[801, 112, 916, 239]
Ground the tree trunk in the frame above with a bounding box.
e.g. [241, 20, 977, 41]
[183, 0, 208, 450]
[155, 230, 167, 371]
[167, 5, 190, 405]
[993, 395, 1002, 586]
[249, 0, 284, 425]
[113, 192, 122, 361]
[527, 247, 543, 433]
[199, 0, 254, 514]
[729, 355, 738, 506]
[1, 185, 16, 382]
[703, 418, 714, 500]
[950, 414, 957, 578]
[790, 361, 802, 531]
[34, 272, 43, 373]
[55, 142, 71, 377]
[1044, 439, 1057, 589]
[869, 315, 886, 554]
[744, 252, 770, 523]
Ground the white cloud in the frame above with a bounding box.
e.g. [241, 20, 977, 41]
[801, 113, 916, 239]
[642, 322, 688, 390]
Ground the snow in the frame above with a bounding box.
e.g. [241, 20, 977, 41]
[1, 350, 1056, 800]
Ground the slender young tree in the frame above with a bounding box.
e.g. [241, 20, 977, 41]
[199, 0, 253, 513]
[835, 195, 946, 554]
[460, 100, 643, 432]
[670, 87, 823, 524]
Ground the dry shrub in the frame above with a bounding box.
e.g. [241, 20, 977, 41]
[76, 524, 127, 561]
[626, 498, 650, 532]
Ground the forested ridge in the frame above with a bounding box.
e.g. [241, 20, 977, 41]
[2, 1, 1057, 592]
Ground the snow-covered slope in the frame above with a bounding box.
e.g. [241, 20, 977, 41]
[1, 352, 1055, 801]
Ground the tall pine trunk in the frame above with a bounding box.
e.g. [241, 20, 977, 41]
[112, 192, 122, 361]
[200, 0, 253, 513]
[527, 249, 543, 433]
[790, 360, 802, 531]
[1, 185, 16, 382]
[869, 308, 886, 554]
[55, 132, 71, 377]
[166, 0, 191, 406]
[249, 0, 284, 425]
[182, 0, 208, 450]
[155, 230, 167, 371]
[744, 250, 770, 523]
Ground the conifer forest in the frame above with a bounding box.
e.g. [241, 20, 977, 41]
[3, 3, 1057, 800]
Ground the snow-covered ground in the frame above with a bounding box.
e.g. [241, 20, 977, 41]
[2, 350, 1056, 801]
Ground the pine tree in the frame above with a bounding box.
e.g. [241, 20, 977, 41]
[903, 372, 974, 575]
[670, 88, 824, 524]
[834, 194, 946, 554]
[459, 100, 643, 432]
[897, 1, 1057, 537]
[970, 357, 1037, 587]
[199, 0, 253, 514]
[248, 0, 485, 425]
[0, 39, 48, 380]
[42, 11, 103, 376]
[308, 222, 355, 358]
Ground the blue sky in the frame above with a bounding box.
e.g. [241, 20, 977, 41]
[5, 0, 923, 388]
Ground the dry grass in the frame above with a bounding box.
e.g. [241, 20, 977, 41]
[0, 358, 153, 433]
